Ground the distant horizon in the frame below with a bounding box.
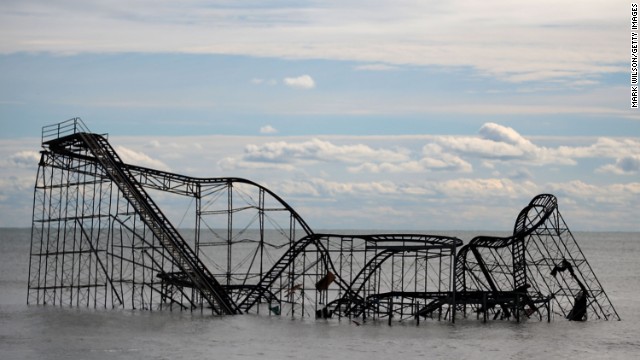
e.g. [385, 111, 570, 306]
[3, 226, 638, 234]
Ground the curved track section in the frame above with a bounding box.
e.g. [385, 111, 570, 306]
[325, 235, 462, 319]
[513, 194, 557, 237]
[454, 194, 620, 321]
[455, 195, 558, 296]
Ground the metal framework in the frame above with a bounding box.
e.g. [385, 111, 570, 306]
[27, 118, 619, 323]
[454, 194, 620, 321]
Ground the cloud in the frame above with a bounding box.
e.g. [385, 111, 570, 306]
[548, 180, 640, 205]
[260, 125, 278, 134]
[215, 123, 639, 177]
[597, 155, 640, 175]
[0, 1, 623, 83]
[428, 178, 539, 199]
[227, 138, 409, 167]
[115, 146, 170, 170]
[478, 123, 531, 147]
[557, 138, 640, 159]
[271, 177, 539, 201]
[506, 168, 534, 181]
[436, 122, 575, 166]
[268, 175, 639, 230]
[0, 175, 35, 193]
[1, 130, 639, 230]
[270, 178, 402, 198]
[283, 75, 315, 89]
[218, 157, 295, 171]
[616, 156, 640, 173]
[348, 143, 472, 173]
[220, 138, 415, 171]
[219, 137, 479, 175]
[8, 150, 41, 168]
[440, 123, 640, 170]
[354, 64, 399, 71]
[312, 179, 400, 196]
[274, 180, 321, 197]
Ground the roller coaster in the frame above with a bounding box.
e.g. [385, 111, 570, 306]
[27, 118, 620, 322]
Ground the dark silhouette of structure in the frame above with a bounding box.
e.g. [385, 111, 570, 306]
[27, 118, 620, 322]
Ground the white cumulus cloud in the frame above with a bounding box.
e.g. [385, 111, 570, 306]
[348, 143, 472, 174]
[283, 75, 315, 89]
[115, 146, 170, 170]
[436, 122, 574, 166]
[260, 125, 278, 134]
[237, 138, 409, 165]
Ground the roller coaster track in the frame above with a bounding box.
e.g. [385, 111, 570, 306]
[43, 127, 240, 315]
[454, 194, 620, 321]
[31, 119, 619, 322]
[455, 194, 558, 295]
[118, 164, 314, 236]
[327, 235, 462, 318]
[513, 194, 557, 237]
[40, 147, 313, 235]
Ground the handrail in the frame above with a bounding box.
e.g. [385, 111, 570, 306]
[42, 117, 107, 144]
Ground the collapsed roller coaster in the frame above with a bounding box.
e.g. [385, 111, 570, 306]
[27, 118, 620, 323]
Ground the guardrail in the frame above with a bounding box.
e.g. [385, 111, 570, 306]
[41, 117, 107, 144]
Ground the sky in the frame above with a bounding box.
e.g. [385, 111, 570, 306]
[0, 0, 638, 231]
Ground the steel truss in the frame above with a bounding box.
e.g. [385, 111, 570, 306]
[28, 118, 619, 323]
[454, 194, 620, 321]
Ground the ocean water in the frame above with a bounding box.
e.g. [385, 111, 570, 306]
[1, 228, 639, 359]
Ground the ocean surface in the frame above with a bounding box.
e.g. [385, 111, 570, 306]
[1, 228, 639, 359]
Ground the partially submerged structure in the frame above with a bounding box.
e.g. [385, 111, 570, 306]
[28, 118, 620, 322]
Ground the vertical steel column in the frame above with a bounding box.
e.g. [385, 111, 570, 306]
[259, 188, 265, 296]
[194, 183, 201, 257]
[227, 182, 233, 287]
[451, 244, 457, 323]
[27, 155, 46, 305]
[42, 157, 55, 304]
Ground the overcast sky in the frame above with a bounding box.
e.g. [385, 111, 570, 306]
[0, 1, 638, 231]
